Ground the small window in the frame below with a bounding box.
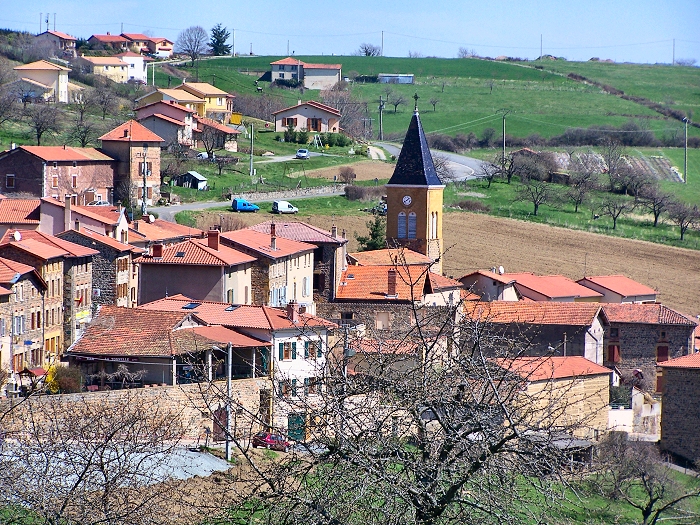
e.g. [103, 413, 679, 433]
[72, 161, 77, 168]
[607, 345, 621, 363]
[397, 211, 407, 239]
[656, 345, 669, 363]
[51, 175, 58, 188]
[52, 162, 57, 168]
[72, 174, 77, 188]
[609, 327, 619, 338]
[6, 174, 15, 188]
[408, 212, 417, 239]
[375, 311, 390, 330]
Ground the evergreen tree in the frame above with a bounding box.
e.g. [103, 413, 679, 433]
[355, 215, 386, 251]
[209, 24, 231, 56]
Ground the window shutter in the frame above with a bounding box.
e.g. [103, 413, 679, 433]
[279, 342, 284, 361]
[304, 341, 310, 358]
[260, 348, 268, 372]
[304, 377, 309, 395]
[317, 341, 323, 358]
[291, 342, 297, 359]
[291, 378, 297, 396]
[278, 380, 285, 397]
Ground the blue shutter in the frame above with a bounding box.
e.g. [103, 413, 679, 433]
[279, 342, 284, 361]
[304, 341, 310, 358]
[291, 342, 297, 359]
[291, 378, 297, 396]
[278, 380, 285, 397]
[304, 377, 309, 395]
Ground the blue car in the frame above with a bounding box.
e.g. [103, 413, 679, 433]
[231, 198, 259, 212]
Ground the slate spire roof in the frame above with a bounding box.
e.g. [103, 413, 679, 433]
[387, 111, 443, 187]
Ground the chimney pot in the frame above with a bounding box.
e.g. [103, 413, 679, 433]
[331, 225, 337, 239]
[207, 229, 220, 250]
[123, 129, 128, 138]
[287, 300, 299, 323]
[152, 243, 163, 257]
[64, 194, 72, 232]
[270, 222, 277, 250]
[387, 268, 397, 296]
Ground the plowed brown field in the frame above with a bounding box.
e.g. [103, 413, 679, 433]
[193, 211, 700, 316]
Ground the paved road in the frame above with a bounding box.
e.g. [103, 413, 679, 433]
[376, 142, 488, 181]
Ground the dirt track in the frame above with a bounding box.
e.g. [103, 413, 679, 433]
[193, 211, 700, 316]
[305, 160, 394, 181]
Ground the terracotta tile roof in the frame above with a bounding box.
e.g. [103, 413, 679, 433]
[68, 305, 209, 357]
[89, 34, 129, 43]
[348, 248, 432, 266]
[184, 325, 270, 347]
[0, 199, 40, 224]
[129, 218, 204, 243]
[81, 56, 128, 66]
[99, 120, 164, 143]
[0, 256, 40, 285]
[495, 356, 611, 381]
[15, 77, 52, 90]
[120, 33, 151, 41]
[336, 264, 430, 302]
[177, 82, 230, 97]
[303, 63, 342, 70]
[194, 116, 240, 134]
[156, 88, 204, 103]
[40, 198, 124, 226]
[272, 100, 341, 116]
[602, 303, 696, 326]
[19, 146, 113, 162]
[144, 113, 186, 126]
[0, 238, 68, 260]
[114, 51, 145, 58]
[506, 273, 603, 300]
[135, 99, 195, 114]
[428, 273, 464, 291]
[138, 294, 335, 330]
[221, 229, 315, 259]
[350, 338, 416, 355]
[271, 57, 306, 65]
[464, 301, 605, 326]
[14, 60, 70, 71]
[658, 353, 700, 369]
[577, 275, 657, 297]
[44, 30, 76, 40]
[149, 37, 173, 44]
[459, 269, 515, 285]
[56, 228, 141, 253]
[0, 230, 98, 257]
[134, 238, 255, 267]
[249, 220, 346, 245]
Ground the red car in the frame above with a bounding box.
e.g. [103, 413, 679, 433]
[252, 431, 290, 452]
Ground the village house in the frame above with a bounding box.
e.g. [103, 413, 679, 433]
[34, 30, 77, 58]
[458, 269, 520, 301]
[135, 230, 255, 305]
[270, 57, 342, 90]
[119, 33, 152, 54]
[87, 33, 129, 51]
[12, 60, 71, 103]
[57, 228, 142, 308]
[460, 271, 603, 302]
[127, 215, 205, 249]
[577, 275, 658, 303]
[135, 88, 206, 116]
[194, 115, 240, 152]
[219, 226, 316, 310]
[40, 197, 130, 242]
[0, 257, 47, 377]
[174, 82, 234, 122]
[114, 51, 151, 84]
[0, 230, 98, 348]
[145, 37, 174, 58]
[0, 145, 115, 202]
[77, 56, 129, 83]
[247, 221, 348, 303]
[135, 100, 196, 147]
[272, 100, 341, 133]
[0, 199, 41, 238]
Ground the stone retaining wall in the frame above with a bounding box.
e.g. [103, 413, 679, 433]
[232, 184, 340, 203]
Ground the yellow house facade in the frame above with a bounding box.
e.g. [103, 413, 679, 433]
[174, 82, 233, 122]
[79, 56, 128, 83]
[135, 88, 205, 116]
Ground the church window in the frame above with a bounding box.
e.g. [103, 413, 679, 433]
[397, 212, 407, 239]
[408, 212, 417, 239]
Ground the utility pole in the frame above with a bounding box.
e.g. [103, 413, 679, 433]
[287, 40, 289, 56]
[673, 38, 675, 65]
[39, 13, 42, 33]
[141, 143, 149, 216]
[225, 342, 232, 462]
[249, 123, 254, 178]
[684, 117, 688, 183]
[499, 109, 511, 164]
[232, 29, 235, 57]
[378, 96, 385, 140]
[53, 13, 55, 31]
[540, 34, 543, 58]
[381, 31, 384, 57]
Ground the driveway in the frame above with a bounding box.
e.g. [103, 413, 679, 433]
[375, 142, 488, 181]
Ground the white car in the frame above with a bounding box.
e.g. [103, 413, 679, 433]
[295, 149, 310, 160]
[272, 200, 299, 214]
[86, 200, 110, 206]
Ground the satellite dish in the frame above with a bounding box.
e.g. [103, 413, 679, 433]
[498, 266, 505, 275]
[12, 231, 21, 242]
[148, 214, 156, 223]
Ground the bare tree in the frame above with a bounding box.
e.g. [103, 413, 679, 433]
[457, 47, 477, 58]
[600, 137, 627, 192]
[516, 179, 551, 216]
[594, 434, 700, 525]
[429, 97, 439, 111]
[0, 88, 18, 129]
[566, 157, 600, 212]
[24, 104, 61, 145]
[391, 94, 407, 113]
[486, 79, 495, 94]
[599, 195, 636, 230]
[638, 184, 675, 227]
[408, 50, 423, 58]
[0, 390, 185, 525]
[71, 88, 95, 122]
[667, 201, 700, 240]
[432, 153, 456, 182]
[0, 57, 18, 85]
[338, 165, 357, 184]
[175, 26, 208, 67]
[479, 160, 501, 189]
[66, 115, 101, 147]
[89, 87, 118, 120]
[320, 88, 368, 139]
[357, 43, 381, 56]
[213, 156, 239, 176]
[383, 86, 394, 100]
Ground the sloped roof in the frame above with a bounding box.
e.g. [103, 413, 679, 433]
[19, 146, 113, 162]
[495, 356, 611, 381]
[177, 82, 229, 97]
[0, 256, 40, 286]
[248, 220, 346, 245]
[459, 269, 515, 285]
[428, 273, 464, 291]
[88, 34, 128, 43]
[303, 63, 342, 70]
[142, 113, 186, 126]
[464, 301, 605, 327]
[270, 57, 306, 65]
[56, 228, 141, 253]
[602, 303, 696, 326]
[0, 238, 68, 260]
[40, 198, 124, 226]
[348, 248, 432, 266]
[155, 88, 205, 103]
[272, 100, 341, 116]
[184, 325, 270, 347]
[81, 56, 127, 66]
[349, 338, 416, 355]
[134, 238, 255, 267]
[120, 33, 151, 41]
[194, 116, 240, 134]
[506, 272, 603, 300]
[0, 230, 98, 257]
[221, 229, 315, 259]
[114, 51, 145, 58]
[183, 171, 207, 181]
[42, 30, 76, 41]
[336, 264, 431, 302]
[14, 77, 52, 90]
[577, 275, 657, 297]
[99, 120, 164, 143]
[658, 353, 700, 369]
[138, 294, 335, 330]
[128, 218, 204, 243]
[14, 60, 70, 71]
[387, 111, 443, 186]
[0, 199, 40, 225]
[135, 99, 195, 114]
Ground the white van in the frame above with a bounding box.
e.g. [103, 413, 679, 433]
[272, 200, 299, 214]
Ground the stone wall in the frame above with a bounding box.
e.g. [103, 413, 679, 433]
[661, 367, 700, 462]
[231, 185, 338, 204]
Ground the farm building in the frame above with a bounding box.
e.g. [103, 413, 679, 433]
[173, 171, 207, 190]
[378, 74, 414, 84]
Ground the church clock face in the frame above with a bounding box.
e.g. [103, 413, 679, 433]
[402, 195, 412, 206]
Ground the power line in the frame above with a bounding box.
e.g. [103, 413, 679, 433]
[511, 114, 682, 133]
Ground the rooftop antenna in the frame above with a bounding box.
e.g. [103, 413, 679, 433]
[53, 13, 56, 31]
[39, 13, 42, 33]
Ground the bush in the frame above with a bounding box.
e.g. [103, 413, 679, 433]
[297, 128, 309, 144]
[455, 200, 491, 213]
[47, 366, 84, 394]
[273, 78, 302, 89]
[344, 185, 385, 201]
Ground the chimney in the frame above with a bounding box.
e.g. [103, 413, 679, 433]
[123, 129, 128, 138]
[207, 228, 220, 250]
[64, 195, 72, 232]
[387, 268, 397, 296]
[341, 229, 347, 239]
[331, 225, 337, 239]
[270, 222, 277, 250]
[133, 220, 139, 232]
[74, 220, 80, 232]
[10, 143, 16, 150]
[298, 99, 302, 106]
[286, 300, 299, 323]
[107, 32, 110, 35]
[152, 243, 163, 257]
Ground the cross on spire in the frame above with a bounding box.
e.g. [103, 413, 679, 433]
[413, 92, 420, 111]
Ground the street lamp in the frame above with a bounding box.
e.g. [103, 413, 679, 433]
[141, 143, 149, 216]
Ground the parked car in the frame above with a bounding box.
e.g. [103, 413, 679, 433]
[295, 148, 310, 160]
[231, 198, 259, 213]
[196, 152, 215, 160]
[86, 200, 110, 206]
[252, 431, 290, 452]
[272, 200, 298, 214]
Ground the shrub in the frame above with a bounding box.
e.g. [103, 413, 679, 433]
[297, 128, 309, 144]
[338, 166, 357, 184]
[455, 200, 491, 213]
[273, 78, 302, 89]
[47, 366, 84, 394]
[344, 185, 385, 201]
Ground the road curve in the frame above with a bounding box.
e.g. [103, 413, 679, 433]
[375, 142, 488, 181]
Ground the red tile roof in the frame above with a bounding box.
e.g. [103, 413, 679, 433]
[577, 275, 657, 297]
[303, 63, 342, 70]
[147, 113, 186, 126]
[249, 220, 347, 245]
[56, 228, 141, 253]
[81, 56, 128, 66]
[495, 356, 611, 381]
[177, 82, 230, 97]
[464, 301, 605, 326]
[348, 248, 432, 266]
[14, 60, 70, 71]
[349, 338, 416, 355]
[658, 353, 700, 369]
[138, 294, 335, 330]
[221, 229, 315, 259]
[129, 218, 204, 243]
[272, 100, 341, 116]
[270, 57, 306, 65]
[0, 230, 98, 257]
[336, 264, 430, 302]
[19, 145, 113, 162]
[185, 325, 270, 347]
[194, 116, 240, 134]
[0, 256, 40, 285]
[120, 33, 151, 41]
[135, 99, 195, 114]
[0, 199, 40, 225]
[89, 34, 128, 43]
[428, 273, 464, 291]
[134, 238, 255, 267]
[602, 303, 696, 326]
[459, 269, 516, 285]
[0, 238, 68, 261]
[44, 30, 76, 41]
[99, 120, 164, 143]
[40, 198, 124, 226]
[505, 272, 602, 300]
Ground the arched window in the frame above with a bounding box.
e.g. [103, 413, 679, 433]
[397, 212, 407, 238]
[408, 212, 417, 239]
[431, 212, 438, 239]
